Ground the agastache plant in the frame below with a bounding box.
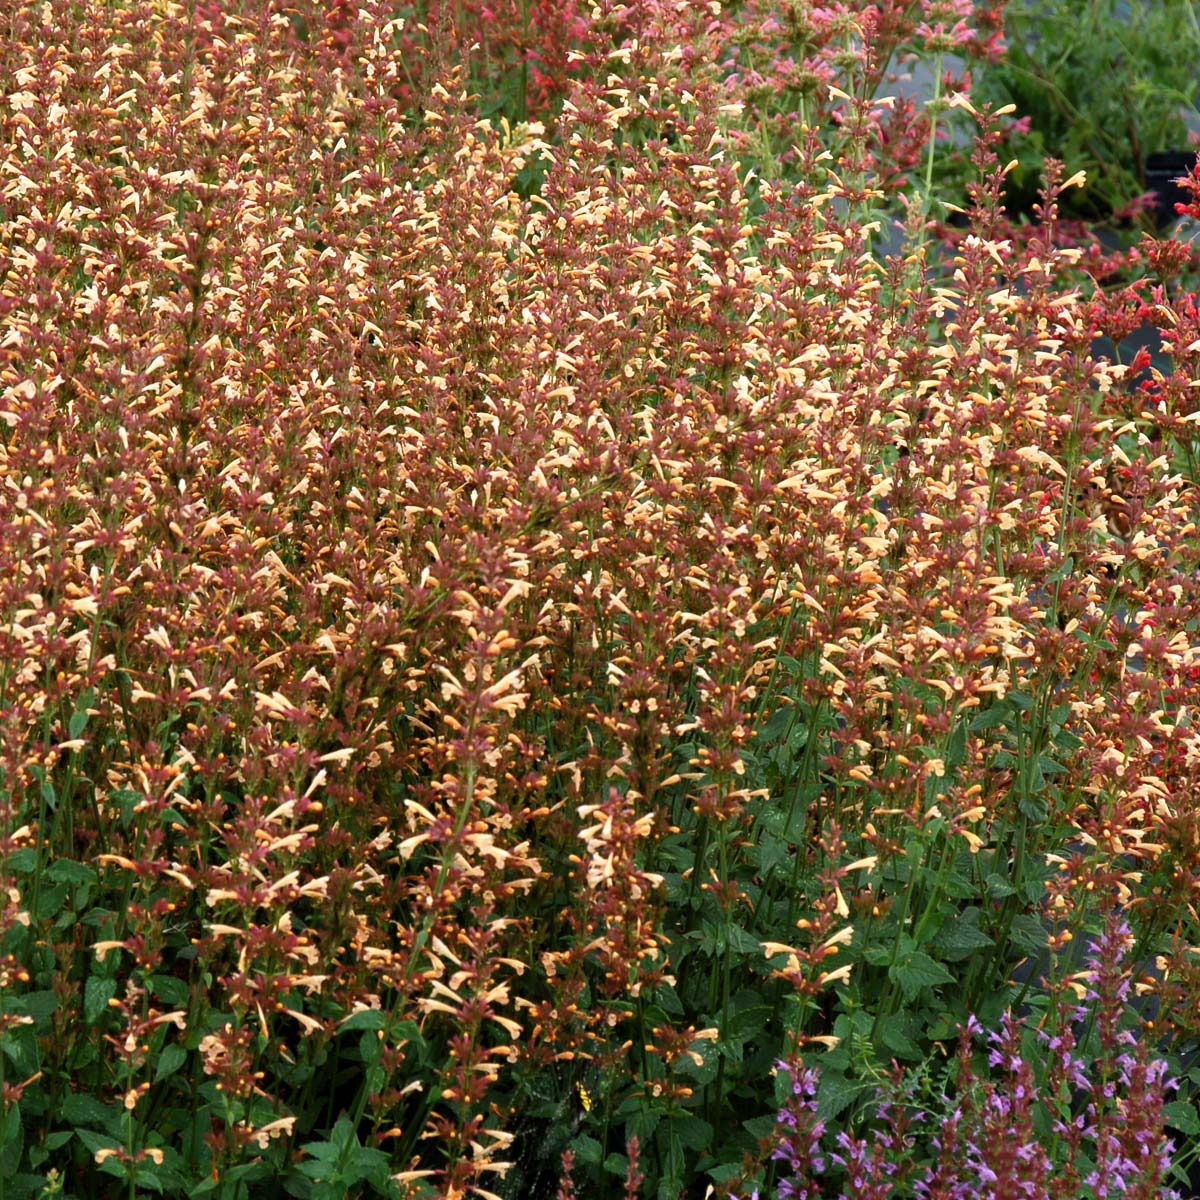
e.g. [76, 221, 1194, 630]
[1, 0, 1200, 1196]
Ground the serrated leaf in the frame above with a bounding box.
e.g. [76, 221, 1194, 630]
[878, 1019, 922, 1061]
[1018, 790, 1048, 821]
[154, 1044, 188, 1082]
[863, 943, 892, 967]
[743, 1114, 776, 1139]
[148, 975, 189, 1007]
[61, 1093, 114, 1127]
[654, 981, 684, 1016]
[4, 848, 37, 873]
[1009, 913, 1048, 956]
[47, 858, 97, 886]
[816, 1072, 868, 1121]
[1053, 728, 1083, 753]
[1164, 1099, 1200, 1135]
[932, 910, 994, 962]
[76, 1128, 121, 1155]
[571, 1133, 603, 1167]
[603, 1152, 630, 1179]
[970, 704, 1012, 732]
[757, 705, 797, 743]
[985, 875, 1016, 900]
[339, 1009, 387, 1033]
[346, 1144, 390, 1183]
[668, 1113, 712, 1152]
[625, 1104, 662, 1144]
[659, 1129, 687, 1200]
[727, 924, 763, 956]
[297, 1139, 338, 1167]
[942, 870, 978, 899]
[12, 990, 57, 1024]
[0, 1102, 23, 1175]
[84, 976, 117, 1024]
[725, 990, 769, 1044]
[946, 720, 968, 768]
[891, 951, 954, 1000]
[133, 1166, 164, 1192]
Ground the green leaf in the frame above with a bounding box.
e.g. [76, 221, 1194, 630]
[1, 1025, 38, 1075]
[603, 1152, 630, 1179]
[84, 976, 117, 1024]
[658, 1127, 687, 1200]
[891, 951, 954, 1000]
[970, 704, 1012, 732]
[572, 1133, 603, 1167]
[707, 1160, 746, 1188]
[1053, 728, 1083, 753]
[47, 858, 97, 886]
[985, 874, 1016, 900]
[625, 1102, 662, 1145]
[1009, 914, 1048, 956]
[148, 975, 189, 1007]
[1041, 558, 1073, 587]
[666, 1113, 712, 1152]
[76, 1129, 121, 1156]
[1164, 1099, 1200, 1135]
[653, 981, 684, 1016]
[757, 704, 797, 744]
[61, 1092, 115, 1127]
[98, 1157, 131, 1183]
[946, 720, 968, 769]
[724, 990, 769, 1042]
[877, 1016, 922, 1061]
[742, 1114, 776, 1139]
[154, 1043, 188, 1082]
[942, 869, 978, 900]
[346, 1145, 390, 1185]
[11, 990, 57, 1024]
[863, 943, 893, 967]
[816, 1072, 868, 1121]
[359, 1030, 382, 1065]
[32, 883, 68, 920]
[4, 848, 38, 873]
[0, 1101, 23, 1175]
[133, 1166, 165, 1192]
[1018, 789, 1048, 822]
[338, 1008, 387, 1033]
[932, 910, 994, 962]
[296, 1146, 338, 1174]
[726, 924, 763, 956]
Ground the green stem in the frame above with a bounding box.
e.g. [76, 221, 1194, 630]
[922, 52, 944, 217]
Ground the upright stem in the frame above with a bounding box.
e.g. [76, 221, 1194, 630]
[921, 52, 944, 222]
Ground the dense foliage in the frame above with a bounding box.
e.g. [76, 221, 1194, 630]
[965, 0, 1200, 226]
[1, 1, 1200, 1197]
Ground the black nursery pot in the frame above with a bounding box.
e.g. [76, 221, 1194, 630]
[1145, 150, 1197, 228]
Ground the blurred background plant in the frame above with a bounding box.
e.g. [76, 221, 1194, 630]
[952, 0, 1200, 228]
